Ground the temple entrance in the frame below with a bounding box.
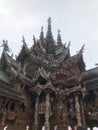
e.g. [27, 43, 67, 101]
[38, 105, 69, 130]
[32, 84, 76, 130]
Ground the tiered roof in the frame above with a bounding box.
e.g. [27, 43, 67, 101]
[0, 18, 97, 100]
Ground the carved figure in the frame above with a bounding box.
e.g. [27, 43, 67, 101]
[1, 108, 7, 126]
[1, 40, 10, 52]
[61, 110, 67, 125]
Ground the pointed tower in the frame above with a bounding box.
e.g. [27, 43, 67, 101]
[39, 26, 45, 48]
[45, 17, 55, 53]
[57, 30, 62, 46]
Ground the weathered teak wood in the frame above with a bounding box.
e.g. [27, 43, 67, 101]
[0, 18, 98, 129]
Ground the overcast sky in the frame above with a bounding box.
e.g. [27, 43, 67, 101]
[0, 0, 98, 70]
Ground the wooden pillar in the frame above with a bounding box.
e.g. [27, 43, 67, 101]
[75, 95, 82, 126]
[70, 99, 74, 118]
[80, 99, 86, 127]
[1, 98, 8, 126]
[1, 108, 7, 126]
[45, 93, 50, 130]
[33, 96, 39, 130]
[8, 101, 12, 112]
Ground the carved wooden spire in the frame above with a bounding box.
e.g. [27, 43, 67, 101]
[57, 29, 62, 46]
[40, 26, 45, 47]
[46, 17, 55, 53]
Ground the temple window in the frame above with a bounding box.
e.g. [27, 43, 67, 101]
[10, 102, 15, 111]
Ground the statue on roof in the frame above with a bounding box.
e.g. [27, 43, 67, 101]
[0, 40, 10, 52]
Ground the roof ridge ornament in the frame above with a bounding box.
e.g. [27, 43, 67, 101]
[67, 41, 71, 48]
[41, 26, 43, 32]
[21, 36, 28, 49]
[79, 44, 85, 54]
[22, 36, 26, 45]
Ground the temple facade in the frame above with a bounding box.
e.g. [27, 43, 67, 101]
[0, 18, 98, 130]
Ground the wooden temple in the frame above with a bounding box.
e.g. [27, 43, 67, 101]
[0, 18, 98, 130]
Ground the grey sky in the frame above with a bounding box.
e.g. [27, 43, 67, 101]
[0, 0, 98, 69]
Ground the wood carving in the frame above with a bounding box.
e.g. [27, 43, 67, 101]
[61, 110, 68, 125]
[7, 111, 17, 120]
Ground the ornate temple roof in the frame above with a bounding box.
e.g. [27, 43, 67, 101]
[16, 18, 71, 67]
[0, 18, 98, 101]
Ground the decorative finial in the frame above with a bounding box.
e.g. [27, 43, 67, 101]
[22, 36, 26, 44]
[46, 17, 55, 53]
[58, 29, 60, 34]
[77, 44, 85, 55]
[57, 29, 62, 46]
[79, 44, 85, 54]
[40, 26, 44, 46]
[48, 17, 51, 25]
[41, 26, 43, 32]
[67, 41, 71, 47]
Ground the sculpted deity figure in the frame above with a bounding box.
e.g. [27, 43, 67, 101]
[1, 108, 7, 126]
